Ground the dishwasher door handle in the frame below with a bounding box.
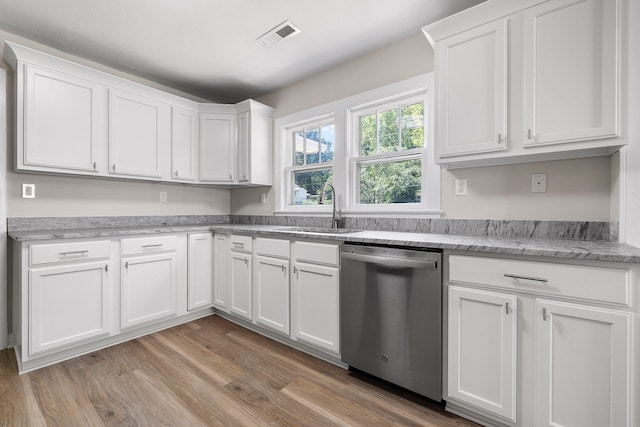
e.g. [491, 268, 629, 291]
[341, 251, 437, 270]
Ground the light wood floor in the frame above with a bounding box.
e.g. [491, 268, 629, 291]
[0, 315, 478, 426]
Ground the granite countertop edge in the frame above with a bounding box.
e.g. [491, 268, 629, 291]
[8, 224, 640, 264]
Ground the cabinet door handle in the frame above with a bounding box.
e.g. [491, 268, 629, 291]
[174, 170, 179, 177]
[93, 162, 97, 170]
[497, 133, 504, 144]
[105, 264, 109, 272]
[244, 258, 248, 265]
[527, 129, 533, 140]
[542, 307, 548, 321]
[125, 261, 129, 269]
[281, 265, 286, 274]
[60, 250, 89, 256]
[504, 273, 548, 283]
[112, 164, 116, 171]
[505, 302, 509, 314]
[293, 266, 298, 278]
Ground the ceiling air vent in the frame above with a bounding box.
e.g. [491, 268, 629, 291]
[257, 20, 301, 46]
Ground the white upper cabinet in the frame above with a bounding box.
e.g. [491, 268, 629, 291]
[436, 19, 508, 157]
[20, 64, 107, 175]
[171, 107, 198, 182]
[108, 89, 168, 180]
[199, 111, 236, 183]
[522, 0, 619, 146]
[235, 100, 274, 186]
[423, 0, 625, 168]
[4, 42, 274, 187]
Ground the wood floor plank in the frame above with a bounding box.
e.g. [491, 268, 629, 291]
[0, 315, 478, 426]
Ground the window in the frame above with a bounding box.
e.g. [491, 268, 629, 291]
[285, 117, 335, 206]
[350, 94, 427, 210]
[275, 73, 440, 216]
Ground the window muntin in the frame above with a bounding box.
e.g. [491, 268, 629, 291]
[351, 95, 426, 208]
[287, 118, 335, 207]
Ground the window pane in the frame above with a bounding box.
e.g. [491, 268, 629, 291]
[292, 169, 333, 205]
[359, 114, 377, 156]
[401, 103, 424, 150]
[294, 131, 305, 165]
[320, 124, 335, 163]
[378, 108, 399, 153]
[305, 128, 320, 164]
[359, 159, 421, 204]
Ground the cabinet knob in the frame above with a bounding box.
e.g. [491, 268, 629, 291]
[93, 162, 97, 170]
[112, 164, 116, 171]
[175, 170, 179, 177]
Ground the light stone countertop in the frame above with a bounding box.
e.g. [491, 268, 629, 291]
[8, 224, 640, 264]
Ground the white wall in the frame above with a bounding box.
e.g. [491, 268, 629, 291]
[233, 33, 615, 221]
[1, 29, 231, 218]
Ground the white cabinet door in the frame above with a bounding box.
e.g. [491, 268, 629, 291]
[435, 19, 508, 158]
[22, 65, 105, 174]
[187, 233, 213, 311]
[171, 106, 198, 182]
[447, 286, 517, 422]
[213, 234, 229, 311]
[29, 261, 110, 355]
[236, 111, 250, 183]
[535, 299, 631, 427]
[199, 113, 236, 182]
[523, 0, 619, 146]
[291, 261, 339, 354]
[109, 89, 168, 179]
[121, 253, 177, 329]
[254, 255, 289, 335]
[230, 252, 252, 320]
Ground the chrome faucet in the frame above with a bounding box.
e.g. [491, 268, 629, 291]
[320, 182, 341, 229]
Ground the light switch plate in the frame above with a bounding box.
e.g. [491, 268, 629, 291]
[531, 174, 547, 193]
[22, 183, 35, 199]
[455, 179, 468, 196]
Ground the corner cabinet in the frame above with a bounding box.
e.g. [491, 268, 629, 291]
[423, 0, 625, 168]
[444, 252, 637, 427]
[4, 41, 274, 187]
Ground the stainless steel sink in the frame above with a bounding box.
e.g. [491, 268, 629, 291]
[274, 227, 358, 234]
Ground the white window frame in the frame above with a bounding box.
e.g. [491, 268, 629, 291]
[274, 73, 440, 217]
[348, 92, 428, 213]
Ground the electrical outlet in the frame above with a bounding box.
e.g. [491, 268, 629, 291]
[22, 183, 35, 199]
[531, 174, 547, 193]
[260, 192, 267, 204]
[455, 179, 468, 196]
[160, 191, 167, 202]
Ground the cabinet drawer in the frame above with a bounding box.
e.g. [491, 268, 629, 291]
[121, 235, 178, 256]
[230, 234, 252, 253]
[255, 237, 290, 259]
[30, 240, 110, 266]
[448, 255, 630, 306]
[294, 241, 339, 267]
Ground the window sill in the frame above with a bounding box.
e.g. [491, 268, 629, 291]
[274, 209, 443, 218]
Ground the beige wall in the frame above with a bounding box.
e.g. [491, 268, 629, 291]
[1, 29, 230, 218]
[232, 32, 615, 221]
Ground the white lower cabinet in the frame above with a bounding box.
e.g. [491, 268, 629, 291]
[29, 260, 111, 355]
[121, 252, 178, 329]
[535, 299, 631, 427]
[447, 286, 517, 422]
[291, 241, 340, 354]
[254, 255, 289, 335]
[213, 233, 230, 311]
[187, 233, 214, 311]
[446, 253, 637, 427]
[229, 235, 253, 320]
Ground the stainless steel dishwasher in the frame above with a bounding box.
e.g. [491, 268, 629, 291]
[340, 244, 442, 401]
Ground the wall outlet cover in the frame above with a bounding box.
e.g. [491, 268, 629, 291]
[455, 179, 468, 196]
[531, 173, 547, 193]
[22, 183, 35, 199]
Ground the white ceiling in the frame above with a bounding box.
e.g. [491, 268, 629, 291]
[0, 0, 484, 103]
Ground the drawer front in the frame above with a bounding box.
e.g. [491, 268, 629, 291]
[121, 235, 178, 256]
[255, 237, 290, 258]
[30, 240, 111, 265]
[230, 234, 252, 253]
[448, 255, 630, 306]
[294, 241, 339, 267]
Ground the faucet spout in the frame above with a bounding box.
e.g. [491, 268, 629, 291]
[320, 182, 337, 229]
